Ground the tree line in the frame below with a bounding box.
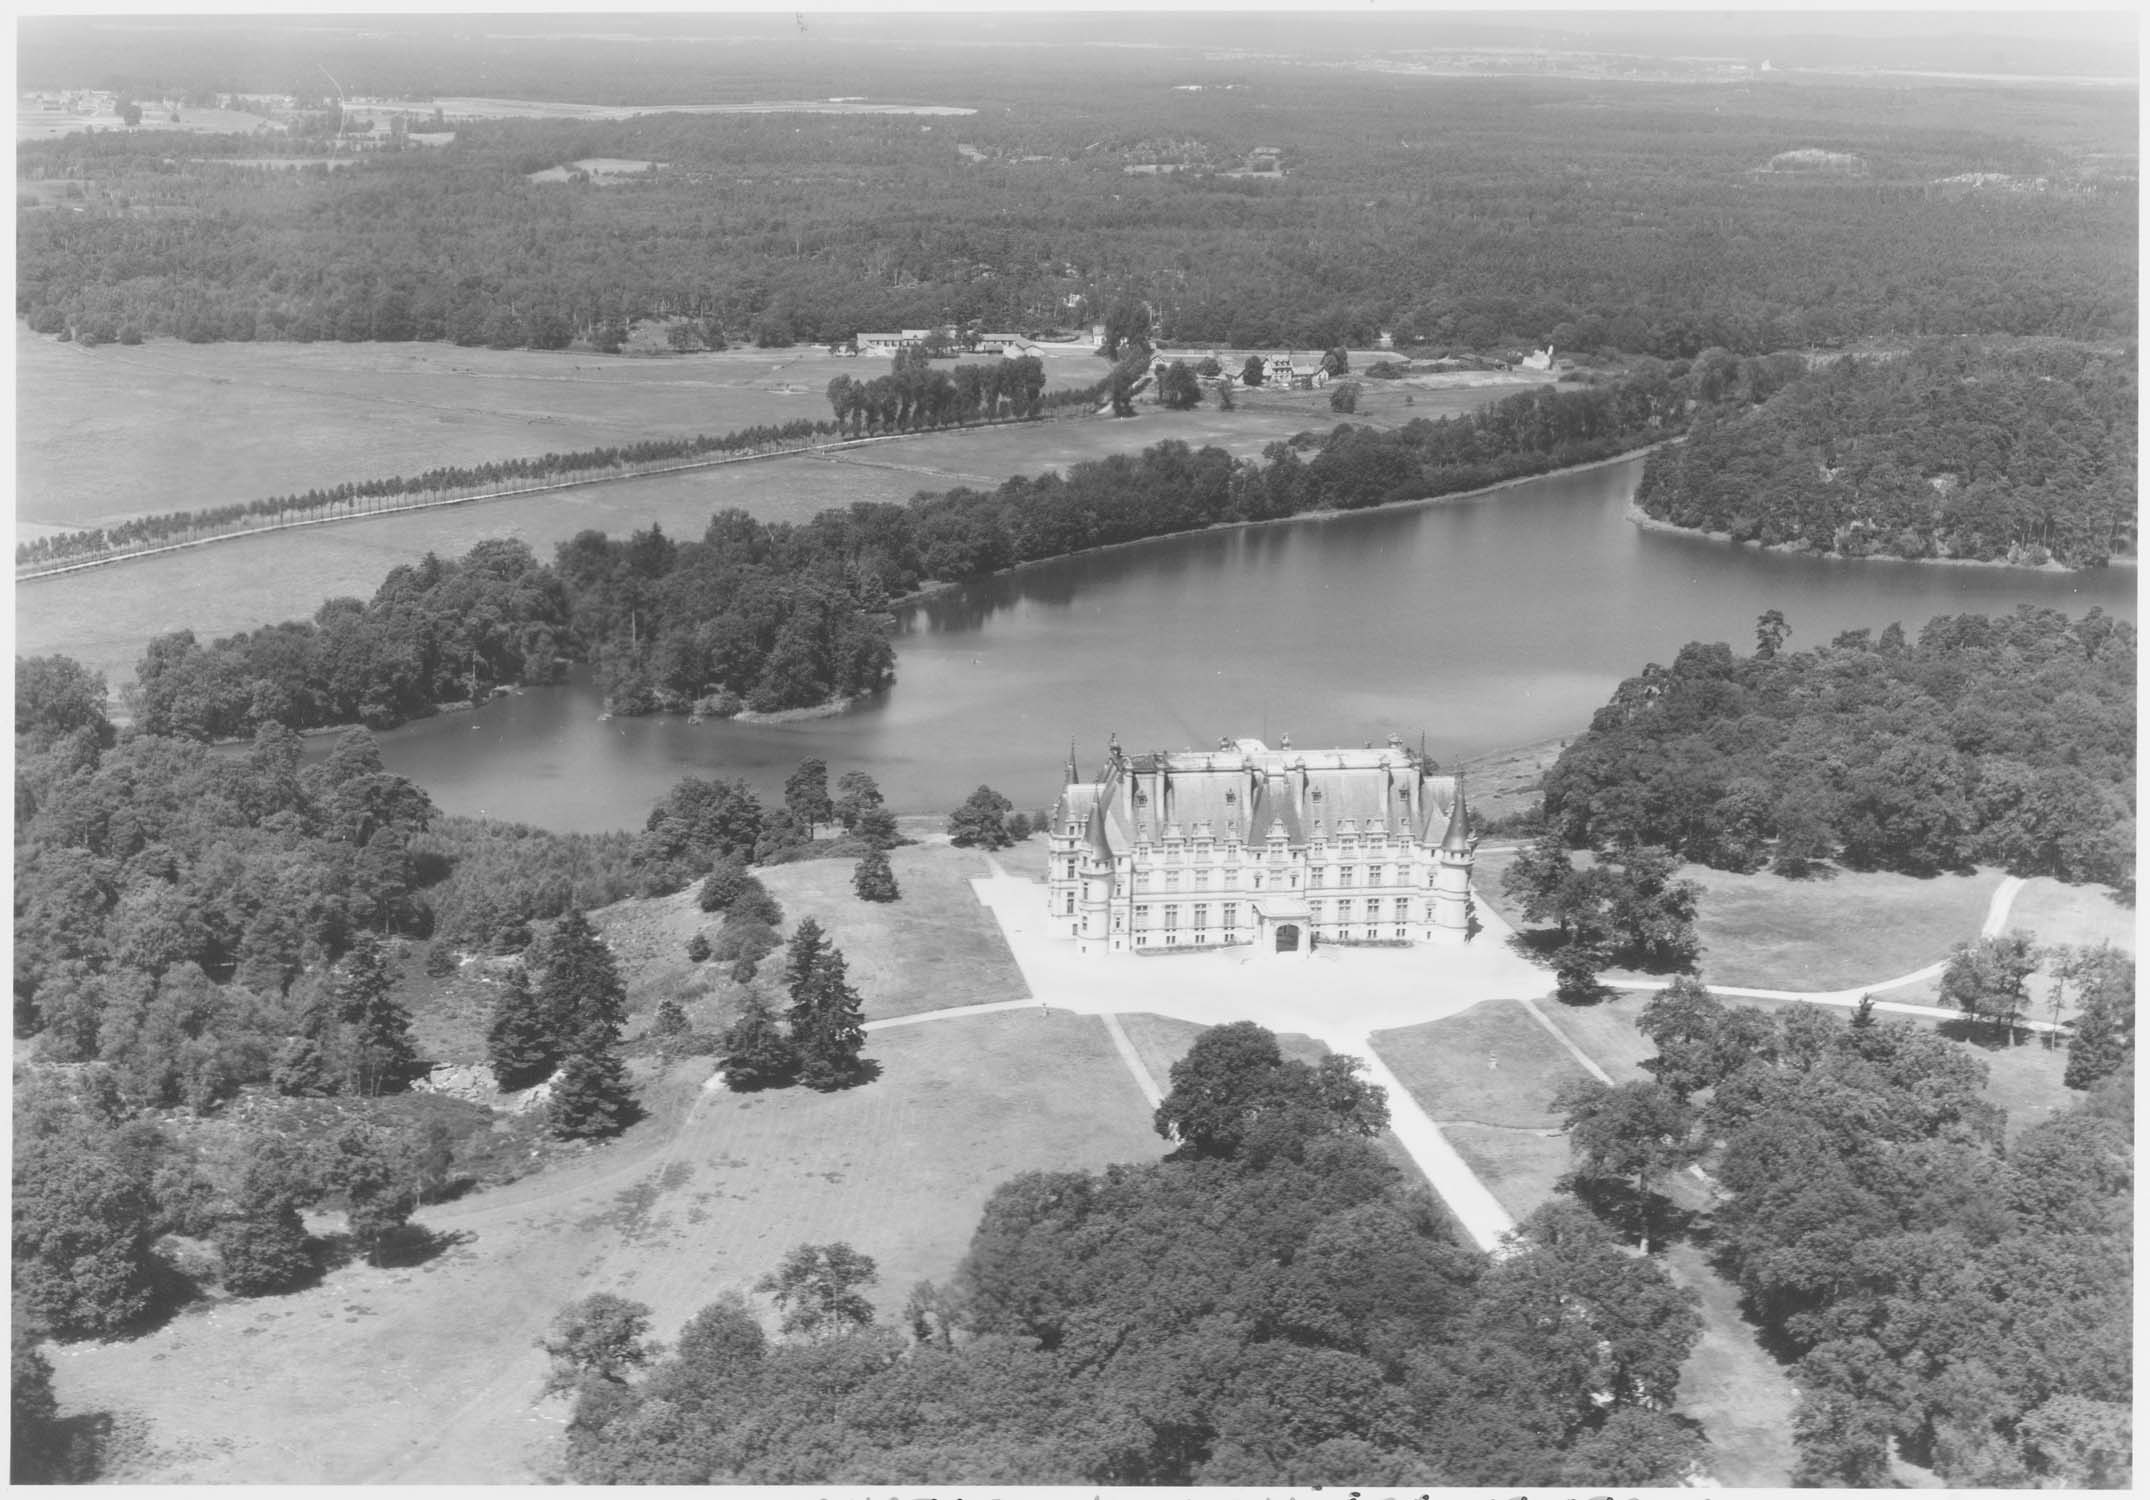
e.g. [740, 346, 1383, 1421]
[545, 1021, 1710, 1485]
[1539, 605, 2135, 891]
[16, 61, 2135, 358]
[1634, 340, 2137, 568]
[1556, 982, 2132, 1488]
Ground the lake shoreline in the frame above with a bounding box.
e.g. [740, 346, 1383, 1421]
[892, 439, 1672, 609]
[1624, 501, 2135, 574]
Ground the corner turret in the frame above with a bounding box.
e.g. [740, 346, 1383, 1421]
[1430, 774, 1474, 945]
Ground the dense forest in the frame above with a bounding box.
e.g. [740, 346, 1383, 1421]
[122, 525, 895, 735]
[552, 1022, 1709, 1485]
[1540, 605, 2135, 889]
[1635, 340, 2137, 566]
[1599, 986, 2132, 1487]
[13, 649, 857, 1110]
[17, 53, 2135, 355]
[119, 358, 1757, 737]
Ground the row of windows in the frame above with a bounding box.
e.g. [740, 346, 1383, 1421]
[1128, 926, 1415, 947]
[1113, 900, 1442, 929]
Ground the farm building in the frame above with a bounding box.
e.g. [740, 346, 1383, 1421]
[1263, 352, 1329, 389]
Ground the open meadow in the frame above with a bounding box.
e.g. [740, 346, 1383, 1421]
[17, 327, 1518, 543]
[1474, 849, 2011, 993]
[14, 330, 1106, 540]
[48, 1006, 1169, 1484]
[15, 341, 1528, 690]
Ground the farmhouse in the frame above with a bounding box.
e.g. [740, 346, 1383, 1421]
[1263, 352, 1330, 389]
[855, 329, 934, 354]
[1046, 736, 1475, 958]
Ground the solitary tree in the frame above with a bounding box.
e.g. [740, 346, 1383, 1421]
[852, 846, 900, 902]
[784, 757, 834, 834]
[1241, 354, 1267, 387]
[541, 1293, 661, 1398]
[1328, 379, 1360, 414]
[755, 1242, 879, 1338]
[784, 921, 868, 1089]
[329, 1124, 417, 1265]
[948, 785, 1016, 849]
[1153, 1020, 1387, 1163]
[1754, 609, 1792, 660]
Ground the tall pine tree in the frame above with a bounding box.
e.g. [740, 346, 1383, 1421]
[333, 935, 416, 1096]
[486, 966, 558, 1090]
[784, 920, 867, 1091]
[536, 909, 627, 1043]
[717, 991, 799, 1090]
[551, 1029, 638, 1140]
[852, 846, 899, 902]
[535, 911, 635, 1137]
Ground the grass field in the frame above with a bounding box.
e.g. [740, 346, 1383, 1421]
[1441, 1123, 1572, 1220]
[1372, 999, 1596, 1129]
[17, 355, 1525, 689]
[18, 327, 1524, 542]
[1474, 850, 2008, 993]
[16, 330, 1095, 538]
[1661, 1241, 1799, 1487]
[50, 1006, 1169, 1484]
[1528, 991, 1662, 1083]
[2006, 876, 2135, 954]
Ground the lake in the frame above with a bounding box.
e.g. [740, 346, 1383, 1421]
[346, 455, 2135, 833]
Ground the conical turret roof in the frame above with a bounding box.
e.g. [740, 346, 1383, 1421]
[1439, 776, 1471, 854]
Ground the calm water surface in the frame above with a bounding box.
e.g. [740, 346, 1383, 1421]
[355, 456, 2134, 832]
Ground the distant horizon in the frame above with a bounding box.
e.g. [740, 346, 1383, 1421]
[20, 9, 2140, 86]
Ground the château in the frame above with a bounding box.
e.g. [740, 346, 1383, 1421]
[1047, 736, 1476, 958]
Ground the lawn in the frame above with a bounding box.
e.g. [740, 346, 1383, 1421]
[14, 331, 1103, 538]
[1372, 998, 1597, 1129]
[578, 837, 1031, 1029]
[1660, 1241, 1799, 1487]
[1678, 864, 2006, 990]
[50, 1006, 1169, 1484]
[1474, 851, 2007, 993]
[1442, 1123, 1572, 1221]
[18, 370, 1525, 690]
[2006, 876, 2135, 954]
[1529, 991, 1662, 1083]
[752, 840, 1032, 1019]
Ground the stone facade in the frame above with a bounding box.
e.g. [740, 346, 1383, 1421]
[1046, 736, 1475, 958]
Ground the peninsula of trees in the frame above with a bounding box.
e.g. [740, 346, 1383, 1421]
[1540, 605, 2135, 890]
[1633, 340, 2137, 568]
